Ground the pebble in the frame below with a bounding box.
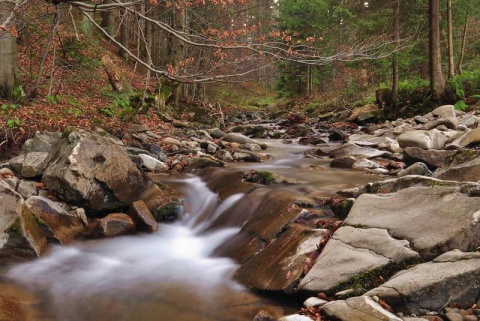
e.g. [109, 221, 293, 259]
[445, 312, 463, 321]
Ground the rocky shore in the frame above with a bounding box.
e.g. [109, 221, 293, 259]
[1, 104, 480, 321]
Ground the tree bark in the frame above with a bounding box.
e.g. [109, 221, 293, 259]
[446, 0, 454, 79]
[429, 0, 446, 102]
[391, 0, 400, 105]
[100, 0, 115, 37]
[119, 8, 129, 61]
[457, 6, 469, 75]
[0, 2, 21, 99]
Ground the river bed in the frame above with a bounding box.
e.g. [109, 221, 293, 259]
[1, 139, 383, 321]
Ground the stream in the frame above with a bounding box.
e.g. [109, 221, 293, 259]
[2, 139, 381, 321]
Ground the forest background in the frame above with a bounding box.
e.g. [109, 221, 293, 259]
[0, 0, 479, 145]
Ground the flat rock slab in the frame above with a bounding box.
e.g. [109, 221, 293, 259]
[321, 296, 402, 321]
[235, 225, 325, 292]
[403, 147, 456, 169]
[298, 226, 419, 294]
[366, 251, 480, 315]
[344, 186, 480, 257]
[328, 143, 392, 159]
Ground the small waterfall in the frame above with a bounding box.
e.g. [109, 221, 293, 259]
[6, 176, 251, 321]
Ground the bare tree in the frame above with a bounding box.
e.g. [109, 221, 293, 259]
[429, 0, 445, 102]
[0, 0, 21, 99]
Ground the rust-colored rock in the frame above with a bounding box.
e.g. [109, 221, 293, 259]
[99, 213, 136, 237]
[128, 200, 158, 232]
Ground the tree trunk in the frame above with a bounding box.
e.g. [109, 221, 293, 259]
[446, 0, 454, 79]
[0, 2, 21, 99]
[391, 0, 400, 105]
[170, 1, 185, 105]
[457, 6, 469, 75]
[429, 0, 446, 102]
[119, 8, 130, 61]
[100, 0, 115, 37]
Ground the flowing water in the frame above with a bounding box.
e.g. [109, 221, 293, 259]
[2, 139, 382, 321]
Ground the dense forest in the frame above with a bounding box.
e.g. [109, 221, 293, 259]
[0, 0, 479, 131]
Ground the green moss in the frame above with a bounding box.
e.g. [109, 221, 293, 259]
[365, 183, 380, 194]
[5, 218, 22, 238]
[330, 260, 421, 296]
[255, 171, 277, 186]
[426, 179, 457, 188]
[446, 150, 479, 165]
[153, 201, 181, 222]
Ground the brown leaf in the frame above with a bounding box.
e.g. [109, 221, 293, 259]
[379, 299, 392, 311]
[10, 26, 18, 38]
[0, 25, 6, 33]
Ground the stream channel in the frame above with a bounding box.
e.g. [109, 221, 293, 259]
[2, 139, 382, 321]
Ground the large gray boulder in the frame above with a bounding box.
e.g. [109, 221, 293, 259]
[9, 152, 49, 178]
[344, 186, 480, 257]
[0, 181, 47, 260]
[42, 130, 145, 211]
[366, 251, 480, 315]
[396, 129, 448, 150]
[298, 226, 419, 294]
[446, 128, 480, 149]
[403, 147, 455, 169]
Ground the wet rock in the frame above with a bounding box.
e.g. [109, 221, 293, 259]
[137, 179, 182, 222]
[138, 154, 168, 172]
[344, 186, 480, 257]
[352, 159, 382, 171]
[198, 168, 259, 202]
[299, 135, 329, 146]
[98, 213, 136, 237]
[42, 130, 145, 212]
[298, 226, 419, 294]
[397, 162, 432, 177]
[330, 156, 357, 169]
[366, 251, 480, 315]
[222, 133, 268, 150]
[0, 282, 48, 321]
[208, 128, 227, 139]
[396, 129, 448, 150]
[243, 170, 297, 186]
[9, 152, 49, 178]
[25, 196, 85, 244]
[328, 129, 349, 141]
[128, 200, 158, 232]
[286, 124, 312, 138]
[433, 150, 480, 182]
[329, 143, 392, 159]
[321, 296, 402, 321]
[215, 150, 234, 162]
[403, 147, 455, 169]
[0, 181, 47, 260]
[233, 151, 264, 162]
[235, 225, 325, 292]
[185, 157, 225, 172]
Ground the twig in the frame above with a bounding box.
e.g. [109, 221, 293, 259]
[68, 5, 80, 41]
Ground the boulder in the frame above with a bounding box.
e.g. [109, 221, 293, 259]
[397, 162, 432, 177]
[287, 113, 309, 124]
[42, 130, 145, 211]
[0, 181, 47, 260]
[98, 213, 136, 237]
[329, 143, 392, 159]
[297, 226, 419, 294]
[432, 105, 456, 119]
[348, 105, 383, 123]
[403, 147, 455, 169]
[25, 196, 85, 244]
[365, 175, 458, 194]
[321, 296, 402, 321]
[330, 156, 357, 169]
[137, 179, 182, 222]
[433, 150, 480, 182]
[9, 152, 49, 178]
[208, 128, 227, 139]
[344, 186, 480, 257]
[128, 200, 158, 232]
[366, 251, 480, 315]
[446, 128, 480, 149]
[21, 131, 62, 153]
[396, 130, 448, 150]
[138, 154, 168, 172]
